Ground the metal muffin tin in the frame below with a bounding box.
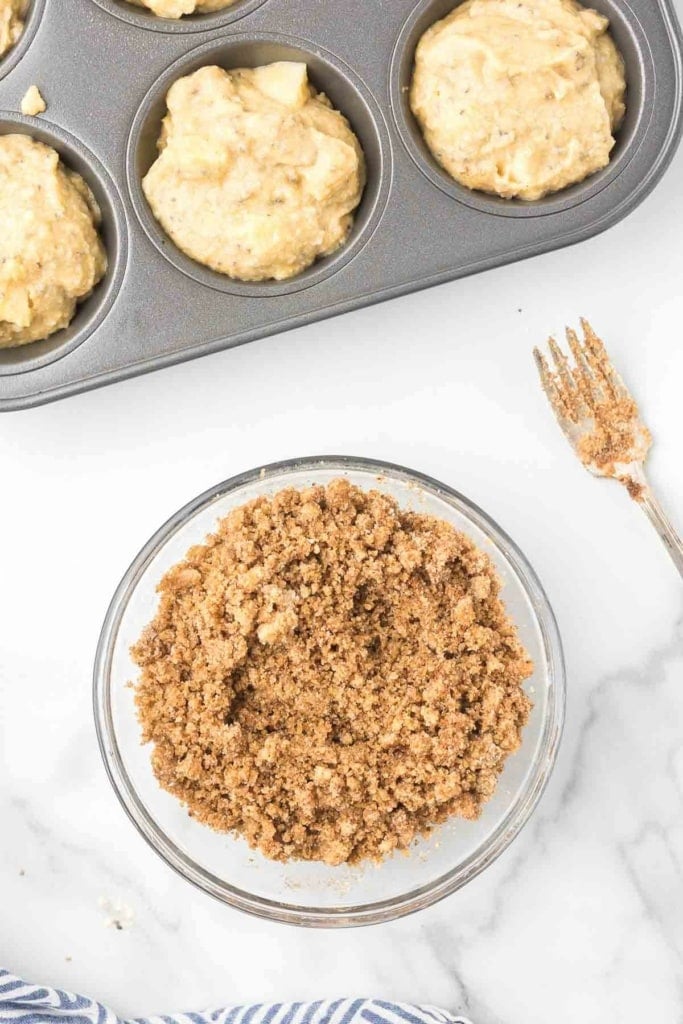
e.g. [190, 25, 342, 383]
[0, 0, 681, 410]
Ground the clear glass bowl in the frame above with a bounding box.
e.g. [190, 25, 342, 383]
[94, 456, 565, 927]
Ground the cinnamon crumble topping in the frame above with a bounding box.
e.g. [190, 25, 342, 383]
[132, 479, 533, 865]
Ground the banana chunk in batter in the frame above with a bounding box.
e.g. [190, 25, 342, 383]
[127, 0, 237, 18]
[410, 0, 626, 200]
[0, 135, 107, 349]
[0, 0, 26, 59]
[142, 63, 366, 282]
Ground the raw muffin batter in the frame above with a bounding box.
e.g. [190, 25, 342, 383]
[133, 479, 533, 866]
[127, 0, 236, 17]
[0, 0, 25, 58]
[0, 135, 107, 348]
[410, 0, 626, 200]
[21, 85, 46, 116]
[142, 63, 366, 282]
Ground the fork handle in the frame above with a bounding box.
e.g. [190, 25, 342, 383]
[632, 468, 683, 578]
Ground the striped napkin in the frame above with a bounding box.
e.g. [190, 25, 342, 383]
[0, 973, 472, 1024]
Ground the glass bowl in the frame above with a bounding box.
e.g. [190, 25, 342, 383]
[94, 456, 565, 926]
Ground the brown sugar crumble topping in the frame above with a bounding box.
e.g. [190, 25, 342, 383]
[575, 386, 651, 490]
[132, 479, 533, 866]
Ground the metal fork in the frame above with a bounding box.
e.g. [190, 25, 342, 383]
[534, 319, 683, 577]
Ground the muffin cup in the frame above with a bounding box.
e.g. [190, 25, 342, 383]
[390, 0, 652, 217]
[126, 33, 392, 297]
[0, 114, 127, 376]
[90, 0, 270, 34]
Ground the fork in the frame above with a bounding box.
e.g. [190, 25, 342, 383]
[534, 319, 683, 577]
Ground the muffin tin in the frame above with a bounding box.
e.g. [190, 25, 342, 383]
[0, 0, 681, 410]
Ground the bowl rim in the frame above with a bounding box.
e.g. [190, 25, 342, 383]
[93, 455, 565, 927]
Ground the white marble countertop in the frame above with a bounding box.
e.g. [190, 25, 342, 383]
[2, 8, 683, 1020]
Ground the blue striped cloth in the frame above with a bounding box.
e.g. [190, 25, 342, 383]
[0, 973, 472, 1024]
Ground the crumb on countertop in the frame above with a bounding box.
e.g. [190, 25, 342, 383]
[99, 898, 135, 931]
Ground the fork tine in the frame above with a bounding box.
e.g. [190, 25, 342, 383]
[547, 335, 569, 376]
[533, 346, 572, 423]
[548, 333, 594, 423]
[580, 318, 628, 398]
[566, 326, 602, 410]
[546, 335, 580, 415]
